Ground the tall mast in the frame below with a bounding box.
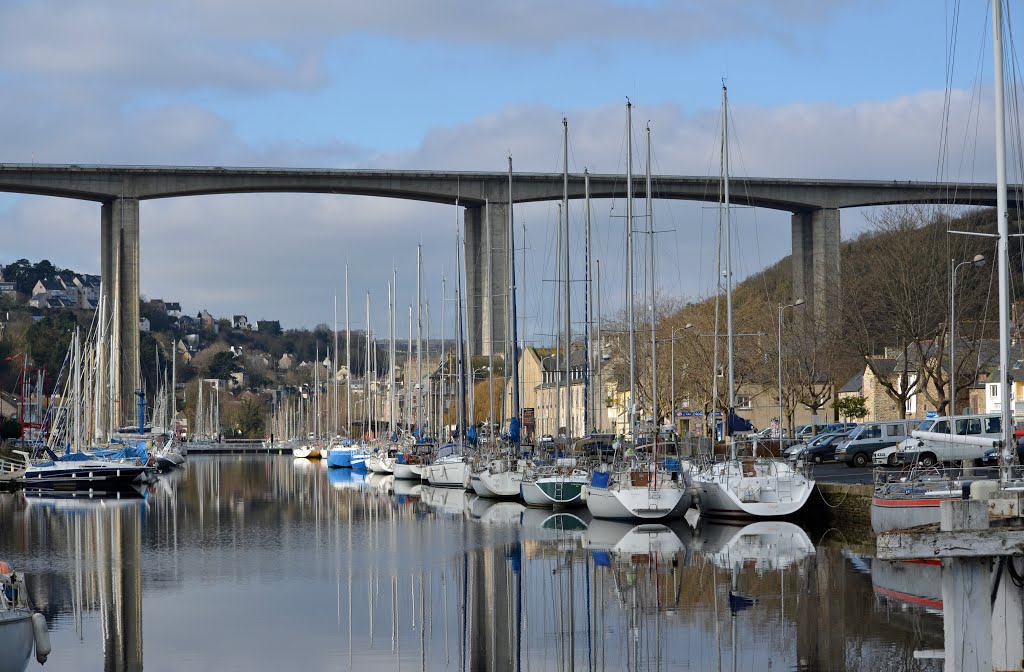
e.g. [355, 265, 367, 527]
[722, 83, 736, 458]
[334, 294, 339, 436]
[407, 304, 413, 431]
[993, 0, 1014, 464]
[416, 245, 423, 432]
[562, 116, 573, 441]
[455, 209, 468, 443]
[440, 275, 447, 440]
[346, 263, 352, 438]
[365, 291, 371, 439]
[584, 169, 592, 435]
[555, 201, 562, 438]
[626, 100, 636, 440]
[389, 273, 396, 436]
[596, 260, 602, 433]
[486, 199, 495, 433]
[171, 332, 176, 439]
[508, 156, 521, 443]
[646, 123, 658, 446]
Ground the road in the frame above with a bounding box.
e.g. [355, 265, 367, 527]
[812, 463, 876, 485]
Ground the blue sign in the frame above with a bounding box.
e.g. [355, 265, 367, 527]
[676, 410, 723, 418]
[925, 410, 937, 418]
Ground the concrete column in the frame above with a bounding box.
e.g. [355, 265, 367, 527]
[101, 197, 140, 425]
[791, 208, 840, 331]
[99, 206, 114, 437]
[464, 204, 509, 357]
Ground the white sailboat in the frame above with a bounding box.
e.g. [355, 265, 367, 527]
[473, 158, 528, 499]
[0, 562, 50, 671]
[692, 85, 815, 519]
[586, 107, 690, 521]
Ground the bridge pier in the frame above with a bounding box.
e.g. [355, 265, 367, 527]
[101, 197, 140, 427]
[464, 203, 509, 358]
[791, 208, 840, 330]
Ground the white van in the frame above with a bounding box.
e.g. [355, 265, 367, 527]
[898, 413, 1002, 466]
[873, 418, 937, 467]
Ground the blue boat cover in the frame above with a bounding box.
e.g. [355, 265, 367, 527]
[592, 551, 611, 567]
[590, 471, 610, 488]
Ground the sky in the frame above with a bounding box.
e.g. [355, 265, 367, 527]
[0, 0, 1014, 346]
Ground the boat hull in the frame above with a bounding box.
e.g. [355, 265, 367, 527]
[586, 483, 689, 521]
[423, 461, 471, 488]
[870, 496, 953, 534]
[23, 463, 148, 490]
[472, 470, 522, 498]
[693, 461, 814, 519]
[520, 476, 587, 508]
[0, 611, 33, 672]
[326, 449, 352, 468]
[393, 463, 421, 480]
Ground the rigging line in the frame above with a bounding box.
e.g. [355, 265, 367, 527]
[724, 103, 773, 305]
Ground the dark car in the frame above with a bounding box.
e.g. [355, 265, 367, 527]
[797, 432, 849, 464]
[981, 439, 1024, 465]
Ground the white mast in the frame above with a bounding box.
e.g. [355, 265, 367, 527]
[626, 100, 636, 440]
[416, 245, 423, 432]
[646, 122, 658, 446]
[346, 263, 352, 438]
[722, 83, 736, 459]
[486, 199, 495, 434]
[993, 0, 1014, 467]
[562, 117, 572, 441]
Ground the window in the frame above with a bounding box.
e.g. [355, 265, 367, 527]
[859, 425, 881, 439]
[885, 424, 904, 437]
[986, 416, 1002, 434]
[991, 384, 1000, 398]
[933, 420, 950, 433]
[736, 395, 752, 410]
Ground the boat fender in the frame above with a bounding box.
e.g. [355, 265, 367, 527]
[32, 612, 50, 664]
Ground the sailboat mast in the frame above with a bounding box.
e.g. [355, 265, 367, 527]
[441, 275, 447, 440]
[722, 83, 736, 454]
[73, 327, 81, 451]
[993, 0, 1013, 458]
[626, 100, 636, 440]
[416, 245, 423, 432]
[508, 156, 521, 435]
[646, 123, 658, 445]
[562, 117, 573, 441]
[389, 275, 396, 436]
[486, 199, 495, 433]
[346, 263, 352, 438]
[407, 304, 413, 431]
[456, 204, 468, 442]
[366, 291, 371, 439]
[584, 168, 592, 435]
[334, 294, 340, 436]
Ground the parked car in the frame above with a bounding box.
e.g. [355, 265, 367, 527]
[783, 432, 832, 460]
[787, 432, 849, 464]
[900, 413, 1002, 467]
[981, 439, 1024, 465]
[834, 419, 919, 468]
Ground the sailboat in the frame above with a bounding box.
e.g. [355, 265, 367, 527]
[871, 0, 1024, 532]
[423, 210, 475, 489]
[520, 118, 590, 509]
[586, 108, 690, 521]
[473, 161, 529, 498]
[691, 85, 815, 519]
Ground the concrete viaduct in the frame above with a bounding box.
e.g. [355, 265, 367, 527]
[0, 164, 1009, 417]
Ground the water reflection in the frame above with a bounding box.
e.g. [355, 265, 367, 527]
[0, 456, 950, 671]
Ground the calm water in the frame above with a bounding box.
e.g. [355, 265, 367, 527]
[0, 455, 943, 671]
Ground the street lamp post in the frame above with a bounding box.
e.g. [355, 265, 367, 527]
[778, 299, 804, 438]
[671, 323, 694, 436]
[950, 254, 986, 417]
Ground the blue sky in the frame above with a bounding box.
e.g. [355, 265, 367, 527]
[0, 0, 1012, 343]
